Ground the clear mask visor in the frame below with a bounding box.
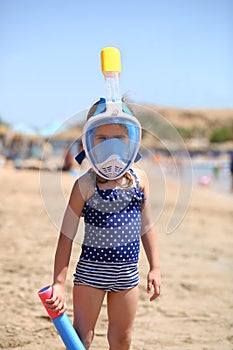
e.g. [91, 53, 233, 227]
[83, 116, 141, 179]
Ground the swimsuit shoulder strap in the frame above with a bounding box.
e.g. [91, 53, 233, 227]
[128, 168, 140, 188]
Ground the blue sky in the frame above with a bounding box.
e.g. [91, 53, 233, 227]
[0, 0, 232, 128]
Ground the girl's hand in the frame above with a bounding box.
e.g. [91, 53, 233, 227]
[147, 268, 161, 302]
[45, 283, 67, 315]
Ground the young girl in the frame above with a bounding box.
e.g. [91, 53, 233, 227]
[46, 99, 161, 350]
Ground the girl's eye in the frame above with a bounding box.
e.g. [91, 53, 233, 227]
[95, 135, 128, 142]
[96, 136, 106, 141]
[116, 135, 127, 140]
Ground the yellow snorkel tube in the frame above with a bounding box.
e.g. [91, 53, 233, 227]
[101, 46, 121, 102]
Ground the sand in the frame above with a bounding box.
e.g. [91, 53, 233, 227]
[0, 162, 233, 350]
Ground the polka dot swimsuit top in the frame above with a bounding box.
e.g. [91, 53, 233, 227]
[80, 169, 145, 263]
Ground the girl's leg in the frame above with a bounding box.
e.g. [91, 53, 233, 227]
[73, 285, 106, 349]
[107, 286, 138, 350]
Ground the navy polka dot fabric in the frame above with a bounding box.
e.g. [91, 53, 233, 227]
[80, 169, 145, 263]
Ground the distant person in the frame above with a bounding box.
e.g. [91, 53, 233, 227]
[42, 139, 53, 159]
[213, 162, 221, 180]
[42, 139, 53, 169]
[230, 152, 233, 192]
[62, 147, 73, 171]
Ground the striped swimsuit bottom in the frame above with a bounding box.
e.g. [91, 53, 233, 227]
[73, 259, 139, 292]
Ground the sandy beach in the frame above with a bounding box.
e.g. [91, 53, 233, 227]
[0, 161, 233, 350]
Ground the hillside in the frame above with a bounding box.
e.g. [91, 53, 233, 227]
[146, 105, 233, 133]
[125, 104, 233, 151]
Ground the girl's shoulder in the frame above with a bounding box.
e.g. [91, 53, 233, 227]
[73, 169, 95, 202]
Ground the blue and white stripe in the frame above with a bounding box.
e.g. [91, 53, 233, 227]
[73, 260, 139, 291]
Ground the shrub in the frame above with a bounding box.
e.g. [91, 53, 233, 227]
[210, 127, 233, 143]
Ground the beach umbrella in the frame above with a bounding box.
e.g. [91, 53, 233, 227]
[52, 126, 82, 141]
[0, 124, 9, 136]
[39, 121, 67, 138]
[11, 122, 37, 138]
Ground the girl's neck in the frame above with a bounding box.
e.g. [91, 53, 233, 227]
[95, 173, 133, 190]
[96, 175, 124, 190]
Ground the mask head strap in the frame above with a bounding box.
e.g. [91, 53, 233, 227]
[93, 97, 106, 115]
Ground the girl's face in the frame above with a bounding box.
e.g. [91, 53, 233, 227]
[94, 124, 128, 146]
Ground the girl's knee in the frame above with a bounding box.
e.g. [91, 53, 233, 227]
[107, 330, 132, 350]
[74, 327, 94, 350]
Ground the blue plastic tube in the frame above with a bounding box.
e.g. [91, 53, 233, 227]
[53, 313, 86, 350]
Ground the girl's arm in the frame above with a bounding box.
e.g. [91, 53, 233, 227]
[46, 177, 86, 314]
[141, 225, 161, 301]
[139, 169, 161, 301]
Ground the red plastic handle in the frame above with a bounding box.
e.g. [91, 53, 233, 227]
[38, 285, 60, 319]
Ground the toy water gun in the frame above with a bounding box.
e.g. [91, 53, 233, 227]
[38, 286, 85, 350]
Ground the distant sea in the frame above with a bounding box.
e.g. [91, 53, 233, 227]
[180, 160, 232, 195]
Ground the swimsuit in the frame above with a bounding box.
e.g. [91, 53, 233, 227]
[73, 169, 145, 291]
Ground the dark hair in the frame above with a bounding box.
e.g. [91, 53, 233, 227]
[86, 100, 100, 120]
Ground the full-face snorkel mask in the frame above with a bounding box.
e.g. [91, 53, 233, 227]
[76, 97, 142, 180]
